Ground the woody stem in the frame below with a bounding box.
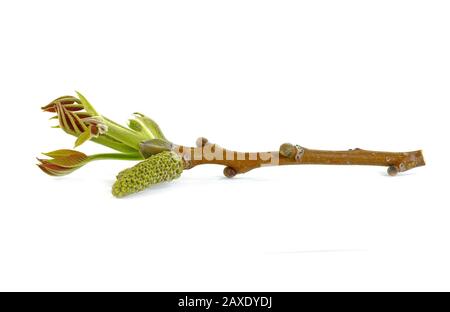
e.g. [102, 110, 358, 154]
[173, 138, 425, 177]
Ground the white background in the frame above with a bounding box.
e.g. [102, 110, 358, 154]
[0, 0, 449, 291]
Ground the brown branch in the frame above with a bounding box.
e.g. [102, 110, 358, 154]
[173, 137, 425, 177]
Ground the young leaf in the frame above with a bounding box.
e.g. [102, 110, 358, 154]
[74, 127, 92, 147]
[75, 91, 99, 116]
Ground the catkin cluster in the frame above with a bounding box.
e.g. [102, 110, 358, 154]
[112, 151, 183, 197]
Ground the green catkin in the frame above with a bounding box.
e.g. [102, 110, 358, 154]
[112, 151, 183, 197]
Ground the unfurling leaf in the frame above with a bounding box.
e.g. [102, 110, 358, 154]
[74, 127, 93, 147]
[37, 149, 89, 176]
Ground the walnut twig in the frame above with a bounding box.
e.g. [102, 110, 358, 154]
[172, 137, 425, 177]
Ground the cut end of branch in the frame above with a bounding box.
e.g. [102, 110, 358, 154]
[399, 150, 426, 172]
[387, 150, 425, 176]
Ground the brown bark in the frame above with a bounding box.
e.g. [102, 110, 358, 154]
[173, 138, 425, 177]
